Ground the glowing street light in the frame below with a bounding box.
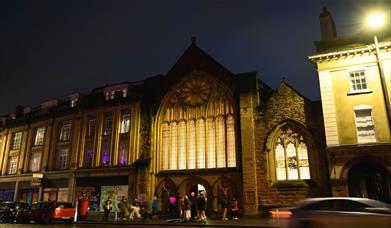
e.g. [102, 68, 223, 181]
[367, 12, 385, 28]
[366, 11, 391, 134]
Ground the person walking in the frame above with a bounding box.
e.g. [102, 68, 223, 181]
[152, 196, 159, 220]
[189, 191, 198, 221]
[102, 196, 113, 222]
[221, 193, 229, 220]
[231, 197, 239, 220]
[184, 195, 192, 222]
[179, 196, 185, 222]
[168, 195, 176, 218]
[197, 192, 206, 222]
[118, 196, 129, 221]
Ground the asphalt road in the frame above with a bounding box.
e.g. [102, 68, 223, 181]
[0, 224, 274, 228]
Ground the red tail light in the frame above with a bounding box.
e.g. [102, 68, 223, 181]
[269, 209, 293, 218]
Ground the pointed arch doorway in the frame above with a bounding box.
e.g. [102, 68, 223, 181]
[348, 162, 390, 203]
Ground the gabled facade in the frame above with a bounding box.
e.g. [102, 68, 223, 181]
[309, 8, 391, 203]
[0, 39, 329, 215]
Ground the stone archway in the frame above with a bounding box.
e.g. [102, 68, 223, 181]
[155, 178, 177, 213]
[348, 162, 390, 203]
[212, 176, 240, 213]
[177, 176, 213, 215]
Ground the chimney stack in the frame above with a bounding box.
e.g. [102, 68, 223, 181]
[320, 7, 337, 40]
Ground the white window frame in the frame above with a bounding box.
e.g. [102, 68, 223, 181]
[120, 113, 130, 134]
[353, 105, 377, 143]
[29, 151, 42, 172]
[349, 70, 369, 93]
[55, 148, 69, 170]
[34, 127, 45, 146]
[12, 132, 22, 150]
[103, 114, 112, 136]
[59, 121, 72, 141]
[8, 156, 18, 174]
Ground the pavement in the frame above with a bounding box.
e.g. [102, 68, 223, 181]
[76, 212, 288, 227]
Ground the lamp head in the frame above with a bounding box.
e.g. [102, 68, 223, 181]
[367, 12, 385, 29]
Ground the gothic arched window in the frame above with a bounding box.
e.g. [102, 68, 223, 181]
[275, 127, 310, 180]
[159, 71, 236, 171]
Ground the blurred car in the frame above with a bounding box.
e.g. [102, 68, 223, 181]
[270, 197, 391, 228]
[0, 201, 30, 223]
[20, 201, 74, 224]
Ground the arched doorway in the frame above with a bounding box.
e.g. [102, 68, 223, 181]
[178, 177, 212, 215]
[155, 178, 177, 214]
[348, 163, 390, 203]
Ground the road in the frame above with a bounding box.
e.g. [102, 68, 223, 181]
[0, 224, 283, 228]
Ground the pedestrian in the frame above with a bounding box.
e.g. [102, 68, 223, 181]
[152, 196, 159, 220]
[189, 191, 198, 221]
[142, 199, 154, 222]
[118, 196, 129, 221]
[179, 196, 185, 222]
[129, 199, 142, 221]
[197, 192, 206, 222]
[231, 197, 239, 220]
[184, 195, 192, 222]
[102, 196, 112, 222]
[168, 194, 176, 217]
[221, 193, 229, 220]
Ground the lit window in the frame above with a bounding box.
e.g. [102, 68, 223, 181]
[70, 99, 78, 108]
[59, 121, 72, 141]
[55, 148, 69, 170]
[207, 118, 216, 168]
[8, 156, 18, 174]
[354, 107, 376, 143]
[120, 113, 131, 134]
[196, 119, 205, 169]
[350, 71, 368, 92]
[103, 113, 112, 136]
[169, 122, 177, 170]
[275, 127, 310, 181]
[178, 121, 186, 169]
[84, 143, 93, 168]
[118, 141, 128, 166]
[226, 115, 236, 167]
[12, 132, 22, 150]
[29, 151, 42, 172]
[101, 142, 110, 166]
[88, 118, 96, 137]
[122, 89, 127, 98]
[159, 76, 236, 171]
[34, 127, 45, 146]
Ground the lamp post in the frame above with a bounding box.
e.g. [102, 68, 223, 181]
[367, 12, 391, 134]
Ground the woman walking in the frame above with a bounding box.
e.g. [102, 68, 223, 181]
[197, 192, 206, 222]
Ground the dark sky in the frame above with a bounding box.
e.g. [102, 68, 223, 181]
[0, 0, 388, 115]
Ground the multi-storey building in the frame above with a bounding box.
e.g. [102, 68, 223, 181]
[309, 8, 391, 202]
[0, 38, 329, 215]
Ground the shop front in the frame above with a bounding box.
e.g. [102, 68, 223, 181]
[42, 179, 69, 202]
[0, 182, 15, 202]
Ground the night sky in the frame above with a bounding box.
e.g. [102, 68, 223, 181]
[0, 0, 389, 115]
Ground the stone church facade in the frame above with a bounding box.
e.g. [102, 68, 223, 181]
[0, 39, 329, 215]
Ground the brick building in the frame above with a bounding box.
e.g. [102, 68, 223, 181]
[0, 38, 329, 215]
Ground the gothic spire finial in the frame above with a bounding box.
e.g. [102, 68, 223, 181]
[191, 36, 197, 45]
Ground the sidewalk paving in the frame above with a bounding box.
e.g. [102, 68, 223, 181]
[77, 212, 288, 227]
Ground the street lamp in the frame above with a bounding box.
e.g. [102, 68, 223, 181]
[366, 12, 391, 135]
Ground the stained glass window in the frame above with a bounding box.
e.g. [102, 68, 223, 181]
[274, 127, 310, 181]
[207, 118, 216, 168]
[188, 120, 196, 169]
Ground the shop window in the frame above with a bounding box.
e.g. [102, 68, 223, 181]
[274, 127, 310, 181]
[8, 156, 18, 174]
[34, 127, 45, 146]
[103, 113, 112, 136]
[11, 132, 22, 150]
[59, 121, 72, 142]
[120, 112, 130, 134]
[55, 148, 69, 170]
[354, 106, 376, 143]
[29, 151, 42, 172]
